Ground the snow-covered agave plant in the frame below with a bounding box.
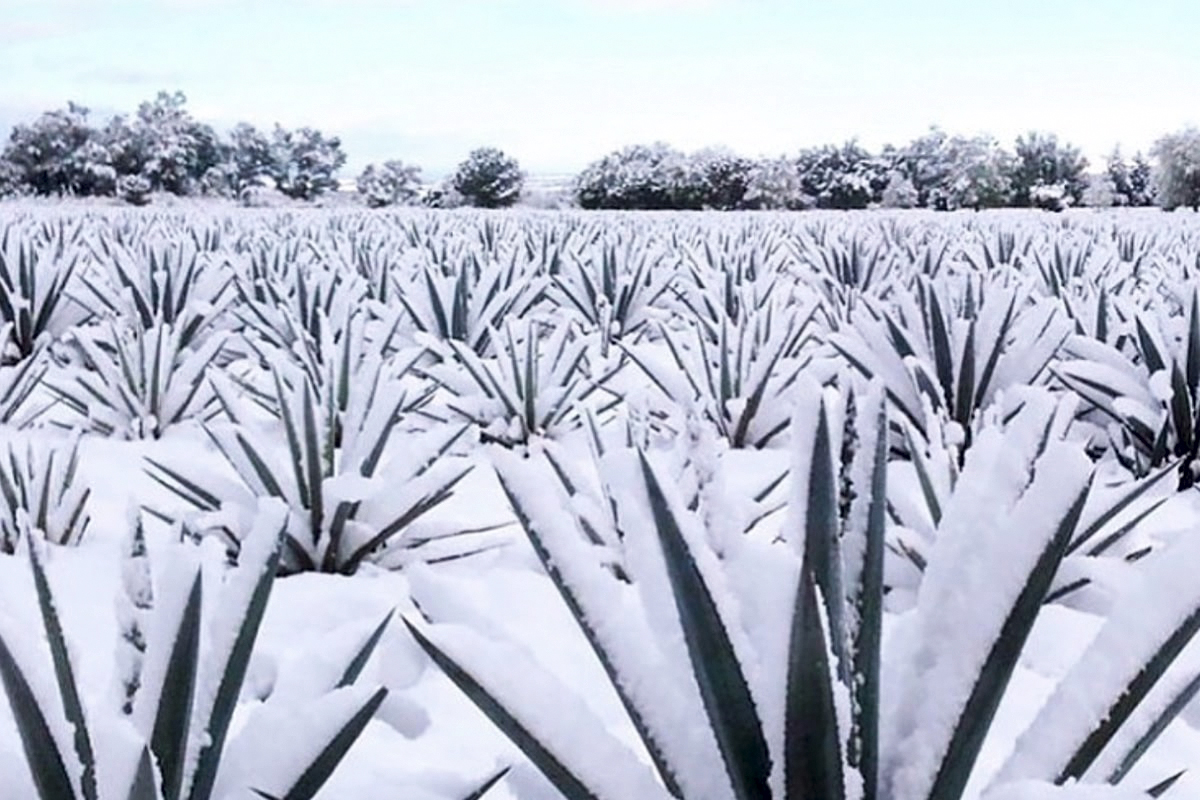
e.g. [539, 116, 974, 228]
[0, 432, 91, 553]
[77, 238, 235, 349]
[886, 389, 1176, 602]
[1055, 289, 1200, 485]
[680, 240, 790, 330]
[232, 305, 413, 431]
[0, 227, 88, 361]
[395, 247, 549, 356]
[405, 378, 1200, 800]
[428, 318, 620, 448]
[49, 320, 225, 439]
[0, 330, 51, 426]
[624, 301, 818, 449]
[146, 364, 476, 574]
[551, 240, 676, 353]
[0, 501, 393, 800]
[831, 275, 1071, 451]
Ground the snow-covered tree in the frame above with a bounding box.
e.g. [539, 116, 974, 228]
[686, 147, 753, 209]
[269, 125, 346, 200]
[220, 122, 274, 197]
[356, 160, 423, 207]
[104, 91, 221, 196]
[795, 141, 887, 209]
[1151, 128, 1200, 211]
[1011, 131, 1088, 209]
[2, 102, 115, 196]
[453, 147, 523, 208]
[1105, 148, 1156, 207]
[880, 171, 920, 208]
[889, 128, 1013, 210]
[575, 142, 691, 209]
[741, 156, 813, 209]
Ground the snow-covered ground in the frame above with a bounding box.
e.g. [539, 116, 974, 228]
[0, 206, 1197, 799]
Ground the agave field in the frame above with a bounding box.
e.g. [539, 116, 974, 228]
[1, 205, 1200, 799]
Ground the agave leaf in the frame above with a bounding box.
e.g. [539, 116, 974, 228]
[27, 539, 97, 800]
[0, 624, 77, 800]
[925, 477, 1090, 800]
[263, 687, 388, 800]
[460, 766, 511, 800]
[849, 395, 889, 800]
[1146, 770, 1185, 798]
[152, 571, 202, 800]
[1058, 600, 1200, 783]
[404, 619, 603, 800]
[335, 611, 394, 689]
[126, 747, 161, 800]
[1106, 670, 1200, 785]
[186, 525, 285, 800]
[639, 453, 771, 800]
[493, 467, 683, 797]
[784, 568, 846, 799]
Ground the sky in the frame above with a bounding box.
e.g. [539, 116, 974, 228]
[0, 0, 1197, 177]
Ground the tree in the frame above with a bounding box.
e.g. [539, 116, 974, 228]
[575, 143, 694, 209]
[795, 141, 887, 209]
[887, 129, 1013, 210]
[103, 91, 221, 195]
[1151, 128, 1200, 211]
[268, 125, 346, 200]
[741, 157, 811, 210]
[1011, 131, 1088, 209]
[453, 147, 523, 208]
[1105, 148, 1156, 207]
[356, 160, 422, 207]
[686, 148, 754, 210]
[2, 102, 115, 196]
[219, 122, 274, 197]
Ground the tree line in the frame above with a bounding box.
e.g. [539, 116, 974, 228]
[1, 92, 1197, 211]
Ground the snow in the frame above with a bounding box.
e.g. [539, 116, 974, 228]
[0, 206, 1198, 799]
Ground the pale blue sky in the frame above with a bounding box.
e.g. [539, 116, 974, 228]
[1, 0, 1196, 175]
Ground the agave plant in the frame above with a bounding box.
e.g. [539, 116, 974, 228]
[0, 331, 51, 426]
[551, 240, 677, 353]
[426, 318, 621, 448]
[624, 302, 818, 448]
[49, 320, 225, 439]
[0, 432, 91, 553]
[1055, 290, 1200, 484]
[395, 247, 549, 356]
[146, 363, 478, 574]
[886, 389, 1177, 605]
[0, 501, 391, 800]
[77, 238, 235, 349]
[831, 275, 1071, 451]
[0, 226, 88, 361]
[405, 379, 1198, 800]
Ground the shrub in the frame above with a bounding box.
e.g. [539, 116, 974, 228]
[889, 129, 1013, 210]
[452, 147, 523, 208]
[219, 122, 274, 199]
[117, 174, 153, 206]
[357, 160, 423, 208]
[741, 156, 812, 210]
[1151, 128, 1200, 211]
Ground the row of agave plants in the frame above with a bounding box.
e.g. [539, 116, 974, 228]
[0, 206, 1197, 798]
